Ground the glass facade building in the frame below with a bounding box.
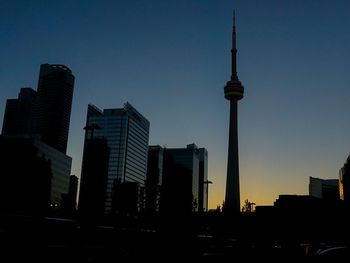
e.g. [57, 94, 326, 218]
[0, 135, 72, 213]
[32, 64, 75, 154]
[161, 144, 206, 214]
[2, 64, 75, 155]
[34, 138, 72, 207]
[81, 102, 150, 214]
[148, 144, 208, 214]
[309, 176, 339, 202]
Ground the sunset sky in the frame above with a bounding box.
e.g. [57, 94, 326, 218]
[1, 0, 350, 209]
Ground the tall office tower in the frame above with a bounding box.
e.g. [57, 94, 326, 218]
[79, 102, 150, 215]
[309, 176, 339, 202]
[160, 144, 202, 214]
[224, 12, 244, 214]
[0, 64, 74, 214]
[146, 145, 164, 213]
[32, 63, 75, 153]
[2, 87, 37, 135]
[198, 148, 208, 212]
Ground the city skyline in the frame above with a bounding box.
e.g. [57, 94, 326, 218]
[1, 0, 350, 209]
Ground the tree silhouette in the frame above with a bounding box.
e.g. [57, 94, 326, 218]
[242, 199, 256, 212]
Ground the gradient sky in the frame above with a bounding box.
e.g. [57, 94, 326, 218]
[1, 0, 350, 209]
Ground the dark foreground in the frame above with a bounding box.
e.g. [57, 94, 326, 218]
[1, 213, 349, 262]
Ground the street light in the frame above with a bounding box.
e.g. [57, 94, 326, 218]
[203, 180, 213, 212]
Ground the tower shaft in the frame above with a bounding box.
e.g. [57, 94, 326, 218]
[225, 99, 240, 213]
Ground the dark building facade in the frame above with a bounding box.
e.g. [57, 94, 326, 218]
[145, 145, 164, 213]
[68, 175, 79, 207]
[79, 103, 149, 215]
[2, 64, 74, 154]
[79, 138, 110, 219]
[32, 64, 75, 153]
[62, 175, 79, 214]
[160, 144, 209, 215]
[147, 144, 208, 215]
[339, 156, 350, 205]
[34, 137, 72, 208]
[0, 136, 72, 215]
[2, 87, 37, 135]
[309, 176, 339, 202]
[0, 63, 75, 215]
[274, 194, 322, 211]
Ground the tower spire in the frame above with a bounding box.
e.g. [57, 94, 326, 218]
[231, 10, 238, 80]
[232, 10, 236, 48]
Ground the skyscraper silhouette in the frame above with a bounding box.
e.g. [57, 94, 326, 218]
[79, 103, 150, 215]
[32, 64, 75, 153]
[79, 137, 110, 219]
[160, 144, 203, 214]
[146, 144, 208, 214]
[1, 87, 37, 135]
[0, 64, 75, 213]
[224, 12, 244, 214]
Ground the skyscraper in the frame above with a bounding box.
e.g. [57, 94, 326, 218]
[32, 63, 75, 153]
[79, 138, 110, 218]
[2, 87, 37, 135]
[147, 144, 208, 214]
[79, 102, 150, 215]
[224, 12, 244, 214]
[160, 144, 202, 214]
[0, 64, 75, 214]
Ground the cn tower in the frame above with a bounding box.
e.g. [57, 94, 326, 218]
[224, 11, 244, 214]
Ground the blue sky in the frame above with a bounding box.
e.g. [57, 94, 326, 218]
[1, 0, 350, 208]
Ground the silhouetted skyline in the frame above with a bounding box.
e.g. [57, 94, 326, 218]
[1, 63, 74, 211]
[1, 1, 350, 208]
